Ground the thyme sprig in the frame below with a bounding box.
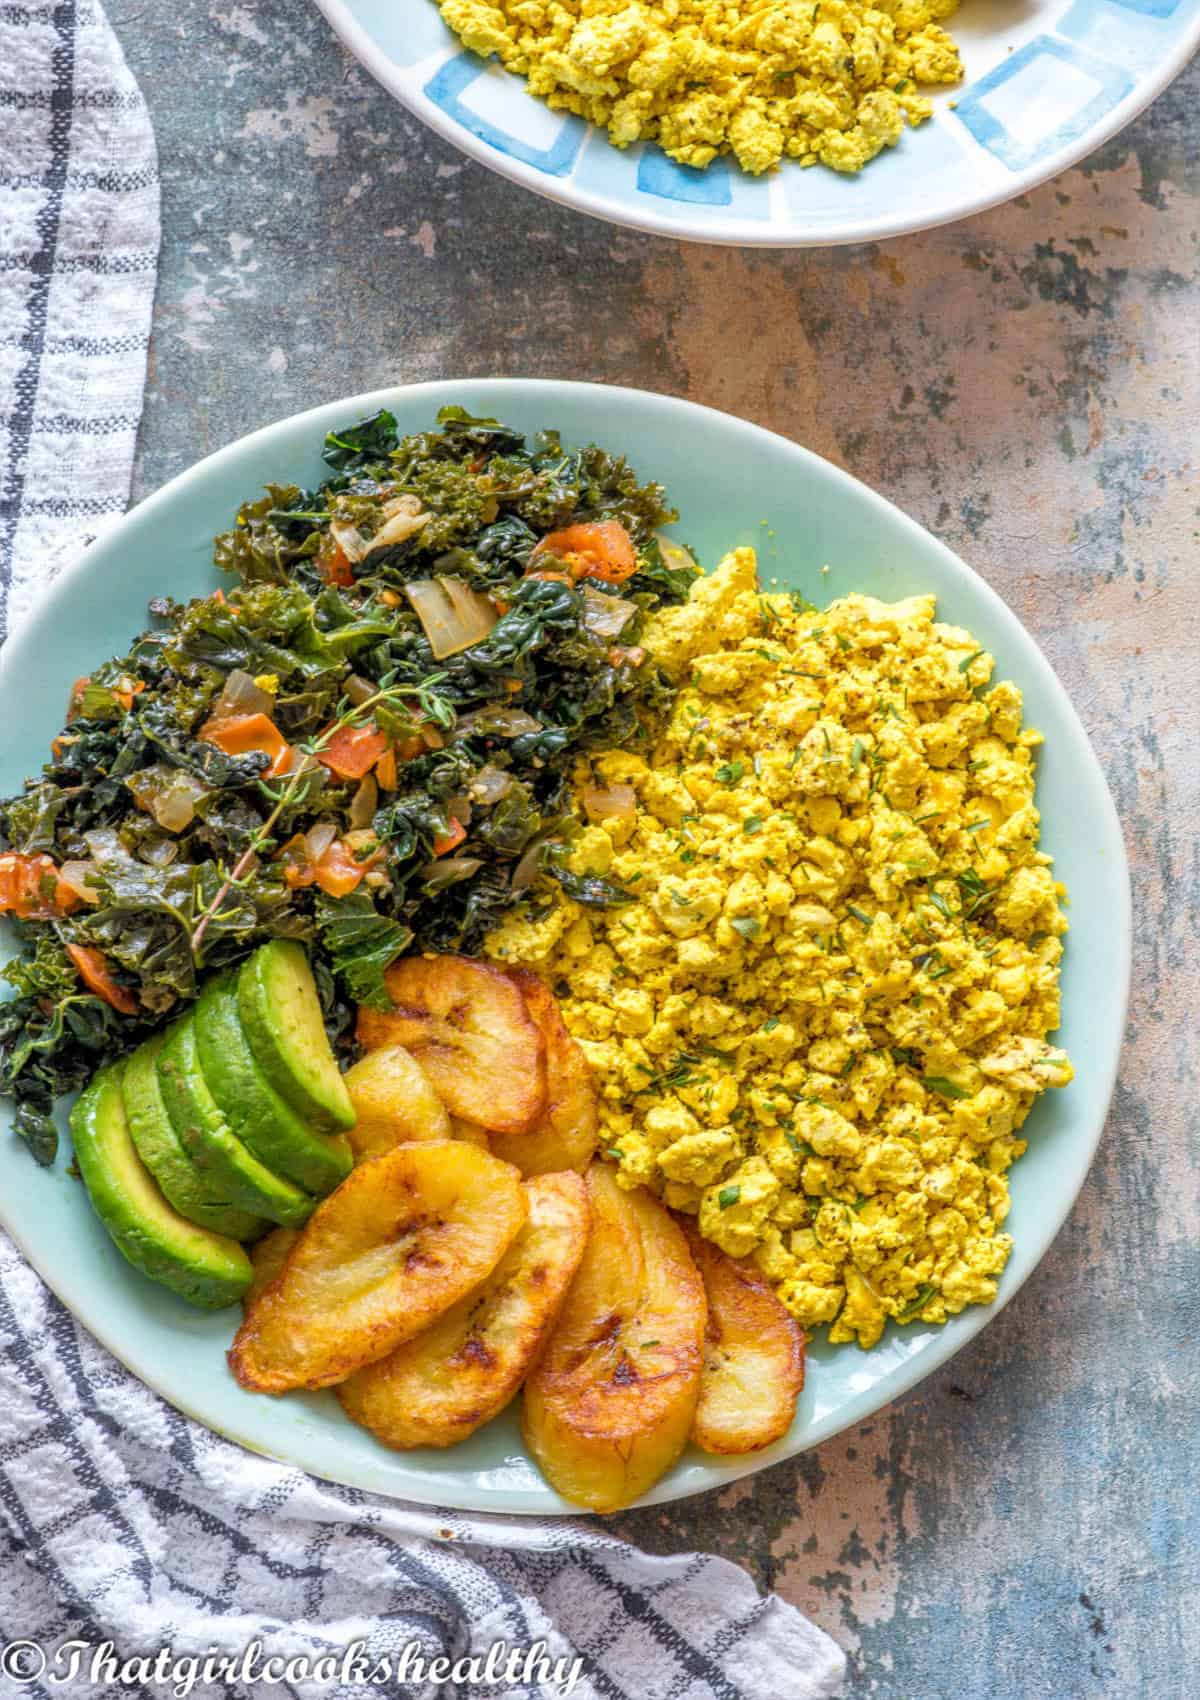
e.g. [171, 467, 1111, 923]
[189, 674, 451, 958]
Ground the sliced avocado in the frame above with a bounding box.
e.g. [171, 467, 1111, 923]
[237, 941, 355, 1132]
[155, 1016, 313, 1229]
[194, 972, 351, 1196]
[122, 1032, 264, 1240]
[70, 1063, 252, 1310]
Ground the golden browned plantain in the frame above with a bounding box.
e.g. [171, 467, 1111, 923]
[343, 1044, 451, 1162]
[228, 1141, 526, 1393]
[339, 1171, 590, 1449]
[522, 1162, 706, 1512]
[243, 1227, 299, 1312]
[356, 955, 544, 1134]
[490, 973, 598, 1176]
[681, 1221, 806, 1455]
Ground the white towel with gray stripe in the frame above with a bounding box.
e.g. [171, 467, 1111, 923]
[0, 0, 157, 639]
[0, 6, 847, 1698]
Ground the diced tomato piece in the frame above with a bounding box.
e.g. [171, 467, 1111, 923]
[278, 834, 379, 897]
[317, 720, 389, 781]
[432, 818, 467, 857]
[113, 676, 145, 712]
[608, 645, 646, 668]
[391, 714, 444, 762]
[0, 853, 77, 919]
[199, 713, 294, 779]
[312, 839, 370, 897]
[66, 676, 90, 722]
[319, 537, 354, 588]
[530, 520, 638, 585]
[66, 943, 138, 1014]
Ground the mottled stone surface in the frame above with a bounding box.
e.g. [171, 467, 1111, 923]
[114, 3, 1198, 1693]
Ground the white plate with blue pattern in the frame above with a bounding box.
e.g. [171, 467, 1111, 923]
[313, 0, 1199, 244]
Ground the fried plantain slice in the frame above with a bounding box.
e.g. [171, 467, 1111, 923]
[356, 955, 544, 1134]
[343, 1044, 451, 1163]
[243, 1226, 299, 1313]
[228, 1141, 526, 1393]
[339, 1171, 589, 1449]
[681, 1221, 806, 1455]
[490, 972, 598, 1177]
[522, 1162, 706, 1512]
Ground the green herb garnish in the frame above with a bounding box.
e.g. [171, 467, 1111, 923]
[922, 1076, 970, 1100]
[896, 1283, 936, 1322]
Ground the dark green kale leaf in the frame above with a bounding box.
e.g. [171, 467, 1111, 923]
[213, 484, 323, 585]
[13, 1102, 58, 1167]
[0, 782, 68, 853]
[547, 866, 637, 907]
[315, 891, 411, 1010]
[322, 409, 400, 474]
[625, 535, 701, 604]
[0, 927, 147, 1161]
[434, 405, 526, 457]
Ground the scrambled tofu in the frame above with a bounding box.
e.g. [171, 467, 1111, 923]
[488, 550, 1073, 1348]
[437, 0, 963, 176]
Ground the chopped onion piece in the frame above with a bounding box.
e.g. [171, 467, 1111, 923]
[364, 498, 430, 556]
[125, 764, 209, 833]
[405, 577, 498, 660]
[468, 764, 512, 805]
[57, 861, 102, 905]
[511, 829, 560, 895]
[655, 534, 700, 579]
[213, 669, 274, 722]
[138, 840, 179, 869]
[582, 783, 636, 824]
[348, 772, 378, 830]
[303, 821, 338, 865]
[581, 585, 637, 641]
[330, 516, 368, 564]
[418, 855, 483, 892]
[344, 674, 377, 707]
[156, 786, 198, 834]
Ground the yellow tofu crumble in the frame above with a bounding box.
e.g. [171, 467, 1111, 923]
[488, 549, 1073, 1348]
[436, 0, 963, 177]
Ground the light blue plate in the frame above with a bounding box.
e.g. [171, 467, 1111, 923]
[0, 381, 1130, 1514]
[313, 0, 1200, 245]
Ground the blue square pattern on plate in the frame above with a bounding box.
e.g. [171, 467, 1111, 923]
[570, 131, 772, 219]
[424, 53, 587, 176]
[956, 36, 1135, 173]
[1058, 0, 1187, 68]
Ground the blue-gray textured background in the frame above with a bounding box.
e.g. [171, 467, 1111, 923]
[111, 4, 1199, 1694]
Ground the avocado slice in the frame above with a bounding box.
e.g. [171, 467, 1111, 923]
[237, 941, 355, 1133]
[193, 972, 351, 1197]
[155, 1016, 313, 1229]
[70, 1063, 252, 1310]
[122, 1033, 264, 1240]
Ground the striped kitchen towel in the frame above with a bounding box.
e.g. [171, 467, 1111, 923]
[0, 6, 847, 1698]
[0, 0, 158, 641]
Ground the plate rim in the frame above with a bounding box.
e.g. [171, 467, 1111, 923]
[310, 0, 1200, 248]
[0, 377, 1132, 1513]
